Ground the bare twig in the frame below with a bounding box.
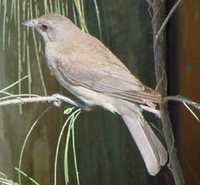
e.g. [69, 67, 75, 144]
[150, 0, 185, 185]
[145, 0, 153, 8]
[0, 93, 90, 110]
[163, 95, 200, 123]
[155, 0, 182, 42]
[163, 95, 200, 110]
[183, 102, 200, 123]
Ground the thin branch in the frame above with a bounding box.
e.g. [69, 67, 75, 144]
[145, 0, 153, 8]
[149, 0, 185, 184]
[183, 102, 200, 123]
[155, 0, 182, 42]
[163, 95, 200, 123]
[0, 93, 90, 110]
[163, 95, 200, 110]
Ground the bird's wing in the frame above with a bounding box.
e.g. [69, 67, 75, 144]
[55, 54, 161, 105]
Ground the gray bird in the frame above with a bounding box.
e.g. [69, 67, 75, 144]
[23, 13, 167, 175]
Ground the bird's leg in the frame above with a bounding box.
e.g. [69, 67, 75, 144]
[78, 102, 93, 111]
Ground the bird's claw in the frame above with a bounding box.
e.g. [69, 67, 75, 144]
[52, 93, 92, 111]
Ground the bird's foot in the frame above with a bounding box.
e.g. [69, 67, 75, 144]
[78, 102, 93, 111]
[52, 93, 93, 111]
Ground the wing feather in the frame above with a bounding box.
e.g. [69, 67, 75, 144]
[56, 60, 161, 105]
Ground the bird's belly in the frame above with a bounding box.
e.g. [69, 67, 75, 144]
[57, 76, 118, 113]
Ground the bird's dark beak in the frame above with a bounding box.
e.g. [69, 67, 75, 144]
[22, 19, 39, 28]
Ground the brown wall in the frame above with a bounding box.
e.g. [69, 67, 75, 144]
[168, 1, 200, 184]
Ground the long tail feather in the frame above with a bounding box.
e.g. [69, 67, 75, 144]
[117, 101, 167, 175]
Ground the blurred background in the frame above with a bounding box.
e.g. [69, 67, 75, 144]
[0, 0, 199, 185]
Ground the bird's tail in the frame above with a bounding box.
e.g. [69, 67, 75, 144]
[116, 101, 167, 175]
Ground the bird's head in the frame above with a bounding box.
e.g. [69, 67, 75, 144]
[23, 13, 75, 43]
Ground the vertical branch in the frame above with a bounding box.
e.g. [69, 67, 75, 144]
[93, 0, 103, 40]
[17, 0, 22, 113]
[150, 0, 185, 185]
[2, 0, 7, 50]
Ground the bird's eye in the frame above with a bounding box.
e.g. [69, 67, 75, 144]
[41, 24, 48, 31]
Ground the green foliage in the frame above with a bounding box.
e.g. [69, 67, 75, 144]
[0, 1, 102, 184]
